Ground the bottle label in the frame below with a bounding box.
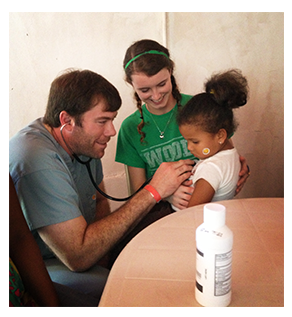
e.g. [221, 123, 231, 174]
[214, 251, 232, 296]
[196, 249, 232, 296]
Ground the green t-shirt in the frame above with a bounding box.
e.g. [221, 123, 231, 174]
[115, 94, 197, 179]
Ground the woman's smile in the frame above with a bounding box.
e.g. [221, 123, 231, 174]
[150, 93, 166, 105]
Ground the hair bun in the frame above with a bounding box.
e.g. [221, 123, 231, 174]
[205, 69, 249, 109]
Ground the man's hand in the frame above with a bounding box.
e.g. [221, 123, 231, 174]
[150, 159, 194, 199]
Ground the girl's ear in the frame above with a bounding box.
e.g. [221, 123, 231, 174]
[217, 128, 227, 144]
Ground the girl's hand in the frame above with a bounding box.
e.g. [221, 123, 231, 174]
[236, 155, 250, 195]
[165, 179, 194, 210]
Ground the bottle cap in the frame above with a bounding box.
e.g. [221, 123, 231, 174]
[204, 203, 226, 229]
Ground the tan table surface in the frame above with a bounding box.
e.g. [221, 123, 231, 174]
[99, 198, 284, 307]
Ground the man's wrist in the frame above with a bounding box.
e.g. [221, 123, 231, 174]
[144, 184, 161, 203]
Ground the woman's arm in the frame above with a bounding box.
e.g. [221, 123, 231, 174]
[127, 165, 147, 194]
[229, 139, 250, 195]
[94, 180, 111, 220]
[236, 155, 250, 195]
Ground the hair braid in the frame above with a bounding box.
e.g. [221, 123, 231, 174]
[134, 92, 146, 143]
[171, 74, 182, 108]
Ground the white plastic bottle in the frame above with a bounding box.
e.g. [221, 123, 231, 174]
[195, 203, 233, 307]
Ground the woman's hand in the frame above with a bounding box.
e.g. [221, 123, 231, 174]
[236, 155, 250, 195]
[165, 179, 194, 210]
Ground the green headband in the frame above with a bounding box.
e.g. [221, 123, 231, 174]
[124, 50, 169, 70]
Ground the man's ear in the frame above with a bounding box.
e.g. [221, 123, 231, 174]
[59, 111, 75, 131]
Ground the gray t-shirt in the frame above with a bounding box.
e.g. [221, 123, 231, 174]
[9, 118, 103, 258]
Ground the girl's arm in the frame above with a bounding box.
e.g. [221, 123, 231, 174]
[187, 178, 215, 207]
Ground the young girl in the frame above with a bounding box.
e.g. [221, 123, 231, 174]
[116, 39, 249, 210]
[177, 69, 248, 207]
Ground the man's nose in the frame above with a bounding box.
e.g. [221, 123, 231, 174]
[105, 121, 116, 137]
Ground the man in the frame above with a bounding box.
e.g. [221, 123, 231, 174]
[9, 69, 193, 300]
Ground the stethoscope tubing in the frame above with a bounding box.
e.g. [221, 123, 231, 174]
[60, 123, 151, 201]
[84, 159, 151, 201]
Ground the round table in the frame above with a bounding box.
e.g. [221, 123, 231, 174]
[99, 198, 284, 307]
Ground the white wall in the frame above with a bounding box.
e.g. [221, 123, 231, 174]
[9, 12, 284, 210]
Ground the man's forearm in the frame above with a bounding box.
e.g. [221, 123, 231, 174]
[39, 187, 156, 272]
[79, 187, 156, 270]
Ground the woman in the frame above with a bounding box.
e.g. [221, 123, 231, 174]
[116, 39, 249, 210]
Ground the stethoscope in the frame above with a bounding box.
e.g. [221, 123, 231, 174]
[60, 123, 151, 201]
